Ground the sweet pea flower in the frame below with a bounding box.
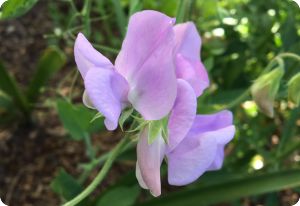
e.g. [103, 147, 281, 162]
[74, 10, 178, 130]
[74, 9, 235, 197]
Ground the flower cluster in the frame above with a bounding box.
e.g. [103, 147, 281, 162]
[74, 10, 235, 196]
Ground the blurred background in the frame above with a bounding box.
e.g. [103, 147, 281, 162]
[0, 0, 300, 205]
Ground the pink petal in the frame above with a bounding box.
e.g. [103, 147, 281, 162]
[175, 54, 209, 97]
[174, 22, 202, 60]
[115, 10, 177, 120]
[137, 126, 166, 197]
[167, 79, 196, 152]
[84, 67, 129, 130]
[74, 33, 113, 78]
[173, 22, 209, 97]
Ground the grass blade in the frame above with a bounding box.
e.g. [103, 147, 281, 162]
[27, 46, 66, 105]
[111, 0, 127, 36]
[0, 61, 29, 116]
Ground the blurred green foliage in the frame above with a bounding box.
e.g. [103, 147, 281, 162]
[0, 0, 38, 19]
[0, 47, 66, 123]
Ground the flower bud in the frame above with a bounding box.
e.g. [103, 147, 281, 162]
[251, 67, 284, 117]
[288, 73, 300, 106]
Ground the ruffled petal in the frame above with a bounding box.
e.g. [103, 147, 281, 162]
[167, 110, 235, 186]
[173, 22, 209, 96]
[189, 110, 233, 134]
[167, 126, 235, 186]
[167, 79, 196, 152]
[167, 129, 218, 186]
[74, 33, 113, 78]
[115, 10, 177, 120]
[84, 67, 129, 130]
[137, 126, 166, 197]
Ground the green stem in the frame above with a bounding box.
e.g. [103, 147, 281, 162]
[222, 89, 250, 110]
[62, 136, 130, 206]
[68, 0, 78, 13]
[68, 71, 79, 100]
[83, 133, 95, 160]
[277, 52, 300, 62]
[78, 140, 134, 184]
[265, 52, 300, 73]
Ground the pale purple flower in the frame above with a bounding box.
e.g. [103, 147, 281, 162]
[74, 10, 235, 197]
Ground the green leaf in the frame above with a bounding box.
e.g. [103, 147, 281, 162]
[0, 0, 38, 20]
[51, 169, 83, 201]
[0, 91, 13, 111]
[137, 169, 300, 206]
[148, 120, 162, 144]
[129, 0, 143, 16]
[96, 185, 140, 206]
[27, 47, 66, 104]
[119, 107, 134, 131]
[56, 100, 104, 140]
[0, 61, 29, 116]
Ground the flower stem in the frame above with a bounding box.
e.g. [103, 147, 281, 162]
[224, 89, 250, 110]
[277, 52, 300, 62]
[62, 136, 130, 206]
[83, 133, 95, 161]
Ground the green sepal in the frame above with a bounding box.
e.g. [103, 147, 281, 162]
[90, 112, 104, 123]
[287, 73, 300, 106]
[119, 107, 134, 131]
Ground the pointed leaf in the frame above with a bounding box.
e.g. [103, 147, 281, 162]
[27, 47, 66, 104]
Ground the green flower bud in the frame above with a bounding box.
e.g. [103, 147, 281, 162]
[287, 73, 300, 106]
[251, 67, 284, 117]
